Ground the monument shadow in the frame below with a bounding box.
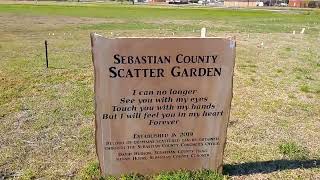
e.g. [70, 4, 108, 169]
[223, 159, 320, 176]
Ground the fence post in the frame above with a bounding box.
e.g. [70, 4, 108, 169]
[45, 40, 48, 68]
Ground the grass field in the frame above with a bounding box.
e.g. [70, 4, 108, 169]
[0, 2, 320, 179]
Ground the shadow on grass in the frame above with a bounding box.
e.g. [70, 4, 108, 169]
[224, 159, 320, 176]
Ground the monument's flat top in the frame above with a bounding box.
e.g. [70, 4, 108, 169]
[91, 33, 235, 40]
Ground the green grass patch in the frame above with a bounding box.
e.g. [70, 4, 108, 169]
[80, 161, 100, 180]
[279, 141, 309, 160]
[80, 22, 200, 32]
[79, 163, 226, 180]
[300, 84, 320, 94]
[300, 84, 311, 93]
[1, 4, 320, 33]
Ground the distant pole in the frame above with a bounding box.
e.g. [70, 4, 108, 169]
[45, 40, 48, 68]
